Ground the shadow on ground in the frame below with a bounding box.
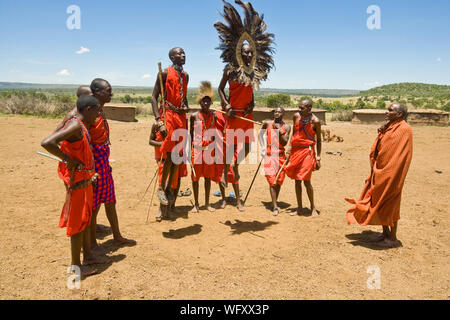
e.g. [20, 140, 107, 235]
[163, 224, 203, 239]
[222, 219, 278, 235]
[345, 230, 403, 250]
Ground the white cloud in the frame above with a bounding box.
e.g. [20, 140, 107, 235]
[142, 74, 151, 79]
[57, 69, 70, 76]
[363, 81, 381, 87]
[436, 57, 442, 63]
[76, 46, 90, 55]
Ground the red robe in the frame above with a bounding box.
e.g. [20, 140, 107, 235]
[58, 119, 95, 237]
[160, 66, 188, 155]
[191, 111, 216, 182]
[285, 116, 317, 181]
[226, 81, 255, 144]
[154, 129, 185, 190]
[345, 120, 413, 227]
[89, 111, 109, 146]
[264, 122, 287, 187]
[214, 111, 238, 184]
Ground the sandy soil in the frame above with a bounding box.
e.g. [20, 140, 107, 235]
[0, 115, 448, 300]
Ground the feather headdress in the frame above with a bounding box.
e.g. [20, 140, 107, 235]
[214, 0, 275, 89]
[196, 81, 215, 104]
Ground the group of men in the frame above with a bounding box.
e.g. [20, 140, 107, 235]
[42, 79, 135, 276]
[146, 47, 413, 251]
[147, 47, 323, 222]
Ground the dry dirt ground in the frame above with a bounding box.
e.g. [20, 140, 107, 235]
[0, 115, 448, 300]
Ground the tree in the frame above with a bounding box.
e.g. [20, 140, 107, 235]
[266, 94, 291, 108]
[376, 100, 386, 109]
[355, 98, 366, 109]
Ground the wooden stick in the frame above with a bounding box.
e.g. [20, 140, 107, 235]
[243, 155, 264, 204]
[274, 124, 294, 183]
[37, 151, 66, 163]
[146, 164, 160, 224]
[212, 108, 262, 126]
[158, 62, 166, 127]
[134, 167, 159, 209]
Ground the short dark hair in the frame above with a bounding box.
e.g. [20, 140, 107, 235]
[90, 78, 108, 94]
[77, 95, 99, 113]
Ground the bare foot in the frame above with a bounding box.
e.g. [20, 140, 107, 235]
[90, 242, 100, 251]
[272, 207, 280, 216]
[369, 233, 388, 243]
[292, 208, 301, 216]
[237, 201, 245, 212]
[376, 238, 402, 248]
[83, 254, 109, 266]
[219, 199, 227, 209]
[190, 205, 200, 213]
[113, 237, 136, 247]
[68, 265, 98, 279]
[311, 208, 319, 217]
[207, 205, 216, 212]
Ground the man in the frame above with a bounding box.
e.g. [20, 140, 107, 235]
[213, 103, 239, 210]
[218, 43, 255, 211]
[285, 99, 322, 217]
[41, 95, 106, 277]
[345, 103, 413, 248]
[55, 86, 92, 131]
[259, 107, 291, 216]
[149, 121, 182, 221]
[151, 47, 189, 207]
[57, 80, 134, 247]
[87, 78, 135, 248]
[190, 81, 217, 213]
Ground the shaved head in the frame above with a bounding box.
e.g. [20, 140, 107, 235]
[300, 99, 313, 108]
[90, 78, 109, 94]
[169, 47, 182, 59]
[76, 86, 92, 98]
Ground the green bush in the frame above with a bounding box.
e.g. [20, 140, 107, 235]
[376, 100, 386, 109]
[266, 94, 292, 108]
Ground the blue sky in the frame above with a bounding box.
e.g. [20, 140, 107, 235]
[0, 0, 449, 89]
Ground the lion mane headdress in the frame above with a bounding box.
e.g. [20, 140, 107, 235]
[214, 0, 275, 90]
[196, 81, 215, 104]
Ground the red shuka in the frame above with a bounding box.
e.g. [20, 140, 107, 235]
[154, 127, 184, 190]
[191, 111, 216, 182]
[160, 66, 188, 154]
[214, 111, 238, 184]
[285, 116, 317, 181]
[89, 112, 109, 145]
[264, 122, 287, 187]
[226, 81, 255, 144]
[345, 120, 413, 227]
[58, 119, 95, 237]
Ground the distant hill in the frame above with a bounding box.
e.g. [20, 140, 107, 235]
[360, 83, 450, 99]
[0, 82, 150, 91]
[0, 82, 360, 98]
[260, 88, 360, 97]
